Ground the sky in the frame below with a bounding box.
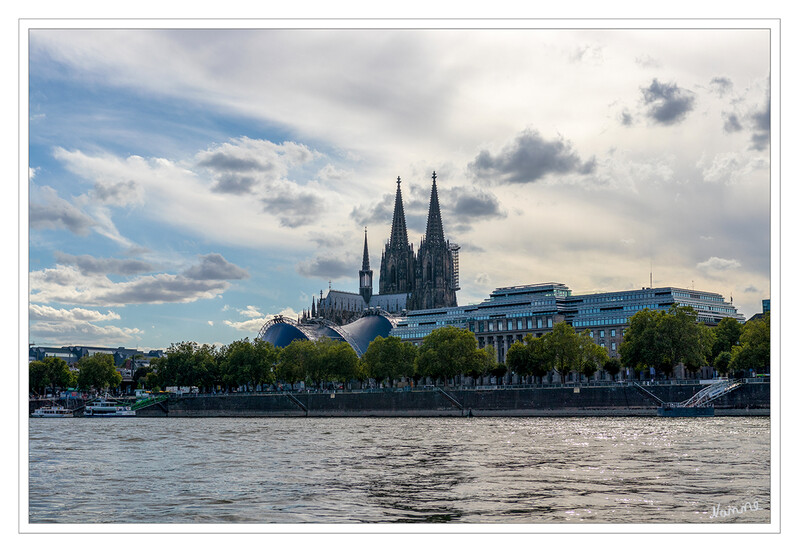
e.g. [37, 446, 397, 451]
[25, 24, 774, 351]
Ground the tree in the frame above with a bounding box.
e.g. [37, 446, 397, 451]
[415, 326, 483, 386]
[603, 358, 622, 381]
[360, 336, 417, 386]
[545, 322, 581, 383]
[712, 317, 744, 359]
[276, 339, 318, 386]
[77, 354, 121, 393]
[620, 308, 664, 378]
[713, 351, 732, 376]
[730, 313, 770, 376]
[576, 330, 608, 382]
[222, 338, 277, 392]
[620, 306, 712, 379]
[29, 357, 74, 396]
[317, 338, 359, 385]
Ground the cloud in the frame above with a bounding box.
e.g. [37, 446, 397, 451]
[29, 304, 141, 346]
[197, 137, 317, 196]
[619, 110, 634, 127]
[54, 252, 154, 275]
[29, 304, 121, 322]
[723, 113, 743, 133]
[30, 256, 248, 307]
[90, 179, 142, 205]
[182, 253, 249, 281]
[296, 253, 357, 279]
[29, 186, 95, 235]
[709, 76, 733, 96]
[212, 174, 257, 195]
[224, 307, 300, 333]
[749, 92, 770, 151]
[634, 54, 660, 69]
[261, 191, 324, 228]
[238, 305, 263, 318]
[30, 320, 143, 346]
[469, 129, 596, 184]
[696, 256, 741, 272]
[640, 79, 695, 125]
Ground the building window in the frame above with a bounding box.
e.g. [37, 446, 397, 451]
[611, 342, 617, 351]
[590, 330, 594, 338]
[537, 318, 542, 329]
[498, 321, 503, 331]
[600, 330, 605, 338]
[527, 319, 533, 330]
[488, 321, 494, 331]
[547, 318, 553, 328]
[478, 321, 484, 332]
[611, 329, 616, 337]
[508, 320, 514, 331]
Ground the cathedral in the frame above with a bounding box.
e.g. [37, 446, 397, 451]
[301, 172, 460, 325]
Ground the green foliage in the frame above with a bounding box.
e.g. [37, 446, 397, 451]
[415, 326, 483, 384]
[545, 322, 581, 382]
[620, 306, 712, 377]
[77, 354, 121, 392]
[360, 336, 417, 385]
[603, 357, 622, 381]
[712, 317, 744, 359]
[222, 338, 277, 391]
[713, 351, 733, 375]
[29, 357, 75, 395]
[730, 313, 770, 375]
[576, 330, 609, 381]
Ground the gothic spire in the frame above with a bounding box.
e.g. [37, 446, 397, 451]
[388, 176, 409, 250]
[424, 171, 445, 246]
[361, 227, 370, 271]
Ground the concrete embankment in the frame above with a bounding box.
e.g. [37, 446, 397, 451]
[140, 382, 769, 418]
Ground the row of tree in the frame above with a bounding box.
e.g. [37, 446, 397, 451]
[29, 353, 122, 396]
[619, 306, 769, 378]
[29, 306, 770, 396]
[506, 322, 611, 383]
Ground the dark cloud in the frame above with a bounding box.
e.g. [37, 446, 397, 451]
[91, 180, 140, 203]
[196, 151, 266, 172]
[54, 252, 154, 275]
[262, 192, 324, 228]
[350, 190, 395, 227]
[211, 174, 257, 195]
[30, 188, 95, 235]
[619, 110, 633, 127]
[296, 255, 356, 279]
[95, 275, 231, 305]
[749, 93, 770, 151]
[641, 79, 695, 125]
[468, 129, 596, 184]
[182, 253, 249, 281]
[449, 187, 505, 220]
[723, 113, 743, 133]
[710, 76, 733, 96]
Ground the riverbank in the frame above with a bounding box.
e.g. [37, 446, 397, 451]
[138, 381, 769, 418]
[30, 381, 770, 417]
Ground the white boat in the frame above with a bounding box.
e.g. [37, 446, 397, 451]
[84, 397, 136, 417]
[31, 404, 73, 418]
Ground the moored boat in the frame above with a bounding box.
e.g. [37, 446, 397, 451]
[31, 404, 73, 418]
[84, 397, 136, 417]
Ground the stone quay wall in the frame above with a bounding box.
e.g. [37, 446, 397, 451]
[144, 382, 770, 418]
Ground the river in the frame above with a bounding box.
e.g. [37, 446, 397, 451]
[28, 416, 770, 524]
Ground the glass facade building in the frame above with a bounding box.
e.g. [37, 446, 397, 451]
[391, 282, 744, 363]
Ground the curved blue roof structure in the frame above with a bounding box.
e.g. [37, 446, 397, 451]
[257, 312, 396, 356]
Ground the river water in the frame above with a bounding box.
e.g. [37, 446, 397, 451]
[28, 417, 770, 525]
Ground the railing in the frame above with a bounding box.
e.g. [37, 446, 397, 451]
[681, 379, 744, 407]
